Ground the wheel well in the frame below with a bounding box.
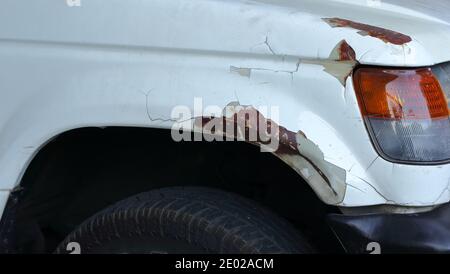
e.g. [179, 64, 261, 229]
[12, 127, 341, 253]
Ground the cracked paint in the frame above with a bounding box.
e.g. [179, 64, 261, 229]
[264, 35, 277, 55]
[323, 18, 412, 45]
[432, 178, 450, 204]
[229, 60, 301, 82]
[143, 90, 178, 123]
[353, 174, 396, 204]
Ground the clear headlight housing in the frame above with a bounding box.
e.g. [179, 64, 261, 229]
[353, 65, 450, 164]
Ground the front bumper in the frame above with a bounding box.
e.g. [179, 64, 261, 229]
[327, 203, 450, 253]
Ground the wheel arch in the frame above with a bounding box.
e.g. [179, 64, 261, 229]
[9, 126, 342, 253]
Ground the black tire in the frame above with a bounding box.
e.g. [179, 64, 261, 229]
[54, 187, 313, 254]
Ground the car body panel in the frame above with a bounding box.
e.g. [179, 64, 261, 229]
[0, 0, 449, 211]
[0, 191, 8, 219]
[2, 0, 450, 66]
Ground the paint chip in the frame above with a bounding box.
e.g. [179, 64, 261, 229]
[323, 17, 412, 45]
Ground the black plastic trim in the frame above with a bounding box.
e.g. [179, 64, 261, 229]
[327, 203, 450, 253]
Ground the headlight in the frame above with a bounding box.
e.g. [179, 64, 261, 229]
[353, 66, 450, 164]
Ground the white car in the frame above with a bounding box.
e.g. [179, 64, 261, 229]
[0, 0, 449, 254]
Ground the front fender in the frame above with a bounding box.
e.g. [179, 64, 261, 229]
[0, 0, 449, 208]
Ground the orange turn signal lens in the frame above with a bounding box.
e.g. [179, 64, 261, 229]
[353, 67, 450, 163]
[354, 68, 449, 120]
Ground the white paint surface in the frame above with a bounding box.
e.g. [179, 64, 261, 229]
[0, 191, 9, 220]
[0, 0, 450, 215]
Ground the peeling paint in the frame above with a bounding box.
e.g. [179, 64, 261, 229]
[230, 66, 252, 78]
[323, 18, 412, 45]
[229, 60, 301, 81]
[324, 39, 358, 85]
[303, 40, 358, 86]
[192, 102, 347, 205]
[320, 61, 356, 86]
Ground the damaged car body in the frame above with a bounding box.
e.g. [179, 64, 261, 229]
[0, 0, 450, 253]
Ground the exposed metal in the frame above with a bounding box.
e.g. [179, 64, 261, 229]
[323, 17, 412, 45]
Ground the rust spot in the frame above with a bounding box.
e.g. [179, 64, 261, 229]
[323, 17, 412, 45]
[338, 40, 356, 61]
[193, 106, 298, 155]
[193, 104, 333, 190]
[277, 127, 299, 155]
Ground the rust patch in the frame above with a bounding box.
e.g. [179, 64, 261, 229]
[193, 104, 334, 192]
[338, 40, 356, 61]
[328, 39, 357, 62]
[193, 106, 298, 155]
[323, 17, 412, 45]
